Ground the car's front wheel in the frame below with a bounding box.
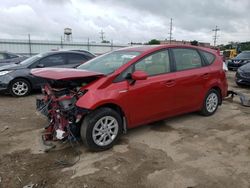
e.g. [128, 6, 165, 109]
[9, 78, 31, 97]
[81, 107, 122, 151]
[200, 89, 220, 116]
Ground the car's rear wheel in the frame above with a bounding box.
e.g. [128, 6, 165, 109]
[81, 107, 122, 151]
[9, 78, 31, 97]
[200, 89, 220, 116]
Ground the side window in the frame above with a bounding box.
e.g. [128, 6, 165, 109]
[67, 53, 87, 64]
[135, 50, 170, 76]
[201, 51, 215, 65]
[39, 54, 66, 67]
[173, 48, 202, 71]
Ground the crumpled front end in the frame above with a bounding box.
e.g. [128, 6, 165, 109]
[32, 68, 105, 144]
[36, 83, 89, 142]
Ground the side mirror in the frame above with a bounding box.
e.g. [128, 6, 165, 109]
[36, 64, 44, 68]
[131, 70, 148, 80]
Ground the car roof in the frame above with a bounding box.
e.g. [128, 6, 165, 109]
[44, 50, 93, 57]
[118, 44, 217, 54]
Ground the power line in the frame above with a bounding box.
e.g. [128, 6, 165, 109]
[169, 18, 173, 43]
[99, 30, 105, 42]
[212, 26, 220, 46]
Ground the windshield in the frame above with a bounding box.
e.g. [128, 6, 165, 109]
[77, 51, 141, 74]
[236, 52, 250, 59]
[19, 53, 47, 66]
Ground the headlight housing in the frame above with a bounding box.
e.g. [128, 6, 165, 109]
[0, 70, 12, 76]
[243, 60, 250, 64]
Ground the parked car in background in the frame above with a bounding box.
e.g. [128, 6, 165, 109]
[32, 45, 228, 151]
[0, 51, 27, 66]
[0, 51, 94, 96]
[236, 63, 250, 86]
[227, 51, 250, 70]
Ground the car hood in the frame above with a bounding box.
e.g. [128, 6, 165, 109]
[239, 63, 250, 72]
[0, 63, 26, 71]
[31, 68, 105, 80]
[232, 58, 250, 61]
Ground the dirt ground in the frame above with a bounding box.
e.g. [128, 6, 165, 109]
[0, 71, 250, 188]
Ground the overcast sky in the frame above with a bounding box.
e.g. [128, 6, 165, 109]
[0, 0, 249, 45]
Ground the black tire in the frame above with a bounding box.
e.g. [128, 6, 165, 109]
[9, 78, 31, 97]
[200, 89, 220, 116]
[81, 107, 123, 151]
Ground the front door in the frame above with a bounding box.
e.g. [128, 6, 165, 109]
[125, 49, 176, 127]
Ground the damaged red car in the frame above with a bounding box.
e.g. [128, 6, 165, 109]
[32, 45, 228, 151]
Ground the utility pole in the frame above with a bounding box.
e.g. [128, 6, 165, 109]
[100, 30, 105, 42]
[212, 26, 220, 47]
[169, 18, 173, 44]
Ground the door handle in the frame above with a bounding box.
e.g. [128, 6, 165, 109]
[162, 80, 176, 87]
[202, 73, 209, 79]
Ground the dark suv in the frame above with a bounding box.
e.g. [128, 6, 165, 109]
[227, 51, 250, 70]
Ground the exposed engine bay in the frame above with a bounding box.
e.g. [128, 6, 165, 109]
[36, 78, 95, 143]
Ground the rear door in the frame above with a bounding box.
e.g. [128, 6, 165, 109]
[37, 53, 67, 68]
[170, 47, 210, 113]
[66, 53, 88, 68]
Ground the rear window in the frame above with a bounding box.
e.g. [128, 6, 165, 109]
[172, 48, 202, 71]
[201, 51, 215, 65]
[67, 53, 87, 64]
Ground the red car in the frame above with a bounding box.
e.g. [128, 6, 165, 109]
[32, 45, 228, 151]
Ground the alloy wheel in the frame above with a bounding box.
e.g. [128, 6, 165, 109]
[92, 116, 119, 146]
[12, 81, 29, 96]
[206, 93, 218, 113]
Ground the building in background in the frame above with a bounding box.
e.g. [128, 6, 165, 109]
[160, 40, 210, 47]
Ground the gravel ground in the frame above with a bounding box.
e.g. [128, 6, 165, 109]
[0, 71, 250, 188]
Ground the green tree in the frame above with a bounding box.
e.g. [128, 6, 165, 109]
[147, 39, 160, 45]
[240, 42, 250, 51]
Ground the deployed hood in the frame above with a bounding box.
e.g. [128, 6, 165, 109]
[31, 68, 104, 80]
